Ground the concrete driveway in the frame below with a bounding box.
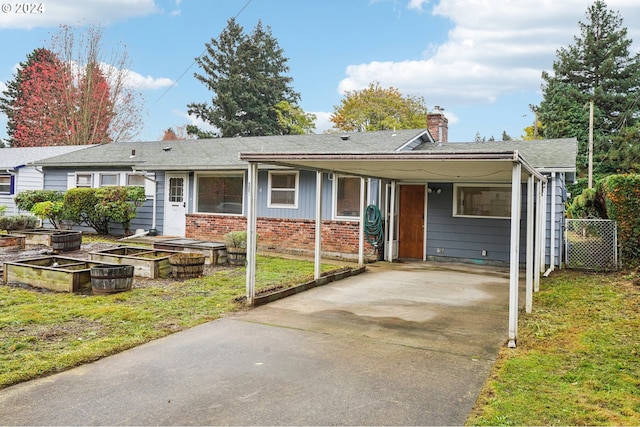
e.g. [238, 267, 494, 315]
[0, 261, 514, 426]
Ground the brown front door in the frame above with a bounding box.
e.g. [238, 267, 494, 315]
[398, 185, 425, 259]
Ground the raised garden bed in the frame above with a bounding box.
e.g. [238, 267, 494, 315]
[89, 246, 182, 279]
[153, 238, 226, 265]
[13, 229, 82, 252]
[0, 234, 26, 253]
[3, 256, 115, 293]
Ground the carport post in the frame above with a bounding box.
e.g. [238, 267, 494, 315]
[358, 177, 365, 265]
[526, 174, 534, 314]
[245, 161, 258, 305]
[508, 162, 522, 348]
[387, 180, 397, 263]
[314, 171, 322, 279]
[534, 179, 544, 292]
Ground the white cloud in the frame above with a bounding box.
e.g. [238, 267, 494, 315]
[311, 111, 334, 134]
[0, 0, 159, 29]
[125, 70, 174, 90]
[339, 0, 640, 113]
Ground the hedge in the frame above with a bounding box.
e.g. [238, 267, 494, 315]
[598, 174, 640, 266]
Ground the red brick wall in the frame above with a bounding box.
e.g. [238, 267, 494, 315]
[186, 214, 374, 256]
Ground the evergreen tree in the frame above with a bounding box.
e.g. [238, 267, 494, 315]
[537, 0, 640, 179]
[187, 18, 302, 138]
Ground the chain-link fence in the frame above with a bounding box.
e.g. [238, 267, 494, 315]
[565, 219, 618, 271]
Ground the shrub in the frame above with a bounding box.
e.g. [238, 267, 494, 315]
[94, 186, 146, 235]
[567, 187, 601, 219]
[31, 201, 70, 230]
[0, 214, 38, 231]
[14, 190, 64, 212]
[599, 174, 640, 266]
[224, 230, 247, 248]
[63, 188, 110, 234]
[64, 186, 146, 235]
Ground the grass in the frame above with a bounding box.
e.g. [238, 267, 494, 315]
[0, 242, 341, 389]
[467, 269, 640, 426]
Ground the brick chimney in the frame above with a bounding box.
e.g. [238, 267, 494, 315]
[427, 106, 448, 143]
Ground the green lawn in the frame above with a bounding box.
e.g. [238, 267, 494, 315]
[467, 269, 640, 426]
[0, 253, 340, 389]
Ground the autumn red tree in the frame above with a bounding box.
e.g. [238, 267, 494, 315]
[0, 25, 142, 147]
[0, 48, 73, 146]
[73, 62, 114, 144]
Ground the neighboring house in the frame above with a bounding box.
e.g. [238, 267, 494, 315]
[0, 146, 93, 216]
[35, 122, 577, 269]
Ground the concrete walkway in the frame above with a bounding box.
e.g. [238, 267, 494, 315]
[0, 261, 514, 426]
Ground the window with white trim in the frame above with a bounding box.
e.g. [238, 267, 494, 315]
[268, 171, 298, 208]
[196, 174, 244, 214]
[453, 184, 511, 219]
[334, 176, 361, 218]
[100, 173, 119, 187]
[126, 174, 145, 187]
[76, 174, 92, 188]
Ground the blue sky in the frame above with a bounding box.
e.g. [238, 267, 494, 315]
[1, 0, 640, 143]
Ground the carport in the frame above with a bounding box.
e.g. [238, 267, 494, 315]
[239, 150, 548, 347]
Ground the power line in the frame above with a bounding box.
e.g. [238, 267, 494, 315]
[153, 0, 253, 105]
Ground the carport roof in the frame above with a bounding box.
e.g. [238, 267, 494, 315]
[240, 151, 553, 183]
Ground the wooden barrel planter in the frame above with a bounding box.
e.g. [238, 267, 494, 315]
[50, 231, 82, 253]
[91, 264, 135, 294]
[226, 247, 247, 266]
[169, 253, 206, 279]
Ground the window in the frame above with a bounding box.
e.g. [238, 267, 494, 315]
[76, 174, 92, 188]
[0, 175, 13, 194]
[334, 176, 361, 218]
[169, 177, 184, 203]
[268, 171, 298, 208]
[196, 174, 243, 214]
[453, 184, 512, 219]
[127, 174, 145, 187]
[100, 174, 119, 187]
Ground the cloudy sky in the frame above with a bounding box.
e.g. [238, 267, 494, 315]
[1, 0, 639, 143]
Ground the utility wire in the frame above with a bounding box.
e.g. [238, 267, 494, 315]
[153, 0, 253, 105]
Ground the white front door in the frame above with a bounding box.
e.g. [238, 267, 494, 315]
[164, 173, 188, 236]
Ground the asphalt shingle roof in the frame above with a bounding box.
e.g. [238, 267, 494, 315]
[33, 131, 577, 172]
[34, 129, 431, 170]
[414, 138, 578, 170]
[0, 145, 93, 169]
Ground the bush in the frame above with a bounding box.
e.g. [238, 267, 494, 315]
[63, 188, 109, 234]
[599, 174, 640, 266]
[64, 186, 146, 235]
[567, 187, 600, 219]
[0, 214, 38, 231]
[14, 190, 64, 212]
[31, 201, 70, 230]
[94, 186, 146, 235]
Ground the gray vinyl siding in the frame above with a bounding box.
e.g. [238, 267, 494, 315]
[544, 172, 566, 267]
[426, 184, 512, 263]
[425, 182, 537, 265]
[253, 170, 356, 221]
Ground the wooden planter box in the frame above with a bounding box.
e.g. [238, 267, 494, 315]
[13, 229, 82, 252]
[3, 256, 112, 293]
[0, 234, 26, 253]
[89, 246, 181, 279]
[153, 238, 226, 265]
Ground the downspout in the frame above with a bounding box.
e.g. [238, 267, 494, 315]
[132, 168, 158, 231]
[544, 172, 556, 277]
